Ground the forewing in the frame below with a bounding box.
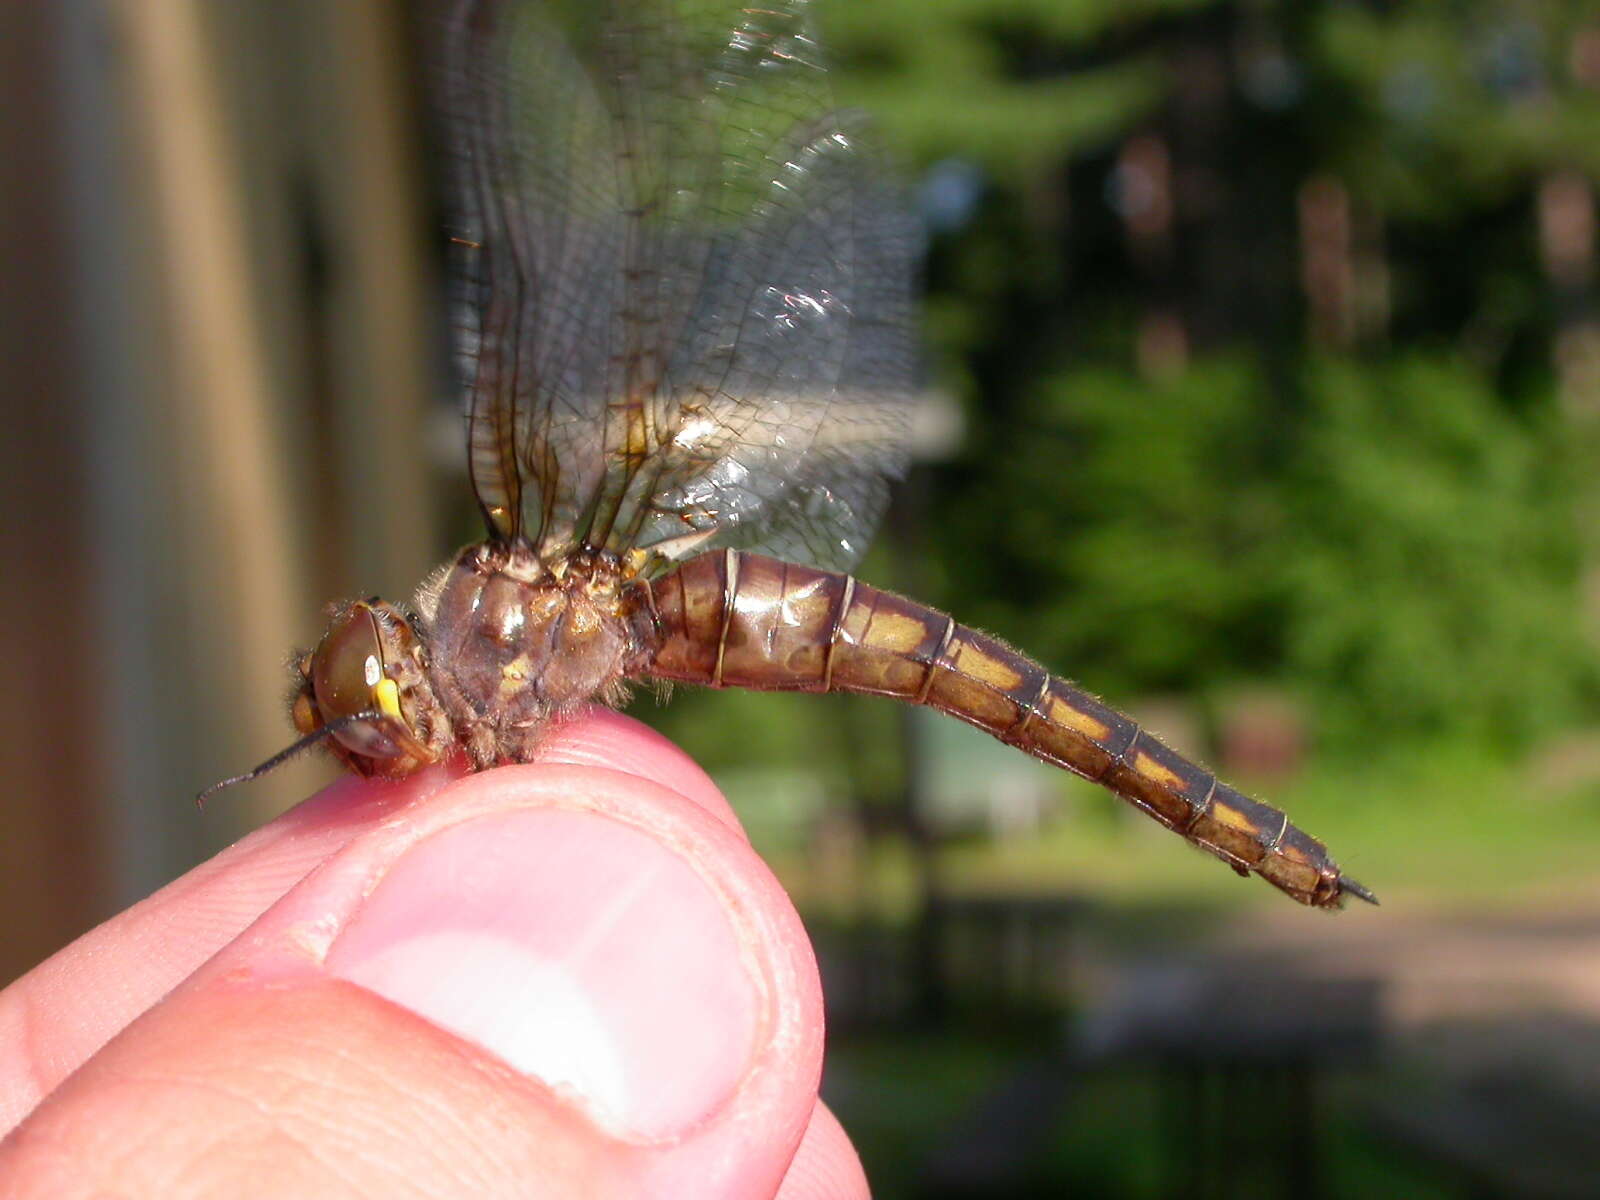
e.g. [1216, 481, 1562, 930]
[435, 0, 919, 570]
[439, 0, 624, 540]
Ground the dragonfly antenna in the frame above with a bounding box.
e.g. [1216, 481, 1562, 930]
[195, 711, 383, 809]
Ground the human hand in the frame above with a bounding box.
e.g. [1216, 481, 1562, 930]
[0, 711, 866, 1198]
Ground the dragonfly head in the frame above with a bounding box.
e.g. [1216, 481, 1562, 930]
[291, 599, 444, 778]
[196, 599, 447, 806]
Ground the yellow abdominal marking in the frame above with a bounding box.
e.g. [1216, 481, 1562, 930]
[1046, 696, 1110, 741]
[1212, 801, 1261, 835]
[865, 610, 930, 653]
[947, 641, 1023, 690]
[1132, 751, 1183, 788]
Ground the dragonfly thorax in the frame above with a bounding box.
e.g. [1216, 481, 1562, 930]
[417, 542, 657, 768]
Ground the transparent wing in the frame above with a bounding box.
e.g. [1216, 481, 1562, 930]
[435, 0, 920, 571]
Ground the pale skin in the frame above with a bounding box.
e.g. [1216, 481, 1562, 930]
[0, 711, 869, 1199]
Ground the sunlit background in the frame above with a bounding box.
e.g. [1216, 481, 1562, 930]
[6, 1, 1600, 1194]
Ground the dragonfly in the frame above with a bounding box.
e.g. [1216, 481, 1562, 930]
[205, 0, 1374, 910]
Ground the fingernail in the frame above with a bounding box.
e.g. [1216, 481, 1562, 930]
[324, 808, 757, 1139]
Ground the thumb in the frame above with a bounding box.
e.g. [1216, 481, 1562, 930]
[1, 764, 825, 1198]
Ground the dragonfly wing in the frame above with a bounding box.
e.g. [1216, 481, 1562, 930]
[435, 0, 920, 569]
[633, 106, 920, 571]
[438, 0, 626, 541]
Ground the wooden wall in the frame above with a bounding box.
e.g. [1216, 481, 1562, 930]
[0, 0, 444, 984]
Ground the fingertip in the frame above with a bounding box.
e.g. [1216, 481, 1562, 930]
[531, 708, 743, 834]
[8, 761, 826, 1196]
[3, 731, 823, 1198]
[776, 1102, 871, 1200]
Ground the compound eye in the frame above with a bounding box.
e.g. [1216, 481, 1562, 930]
[310, 605, 404, 760]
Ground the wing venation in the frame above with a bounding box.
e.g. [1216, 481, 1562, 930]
[436, 0, 920, 571]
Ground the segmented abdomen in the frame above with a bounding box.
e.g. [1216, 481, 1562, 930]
[639, 549, 1370, 909]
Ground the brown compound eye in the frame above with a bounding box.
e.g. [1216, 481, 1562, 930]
[307, 603, 410, 762]
[201, 600, 438, 804]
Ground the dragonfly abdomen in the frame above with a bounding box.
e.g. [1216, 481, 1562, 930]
[640, 549, 1370, 909]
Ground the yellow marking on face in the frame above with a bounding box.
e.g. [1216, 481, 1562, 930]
[1046, 696, 1110, 741]
[374, 678, 404, 724]
[863, 609, 932, 654]
[1132, 751, 1184, 789]
[947, 641, 1023, 691]
[1212, 801, 1262, 835]
[372, 678, 432, 763]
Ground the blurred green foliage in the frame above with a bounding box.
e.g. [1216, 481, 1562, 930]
[1286, 355, 1592, 748]
[826, 1032, 1474, 1198]
[939, 356, 1291, 699]
[932, 350, 1595, 753]
[802, 0, 1600, 762]
[1315, 1, 1600, 207]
